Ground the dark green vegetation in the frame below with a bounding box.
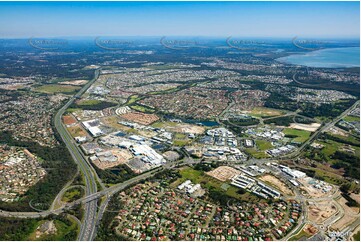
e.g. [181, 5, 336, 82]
[228, 117, 259, 126]
[264, 115, 314, 126]
[0, 214, 78, 241]
[69, 99, 117, 111]
[264, 116, 295, 126]
[62, 187, 85, 203]
[0, 130, 77, 212]
[299, 100, 356, 119]
[92, 164, 135, 185]
[304, 132, 360, 180]
[340, 183, 360, 207]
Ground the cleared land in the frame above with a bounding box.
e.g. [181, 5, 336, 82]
[152, 121, 205, 134]
[331, 196, 360, 231]
[242, 107, 284, 118]
[120, 111, 159, 125]
[259, 174, 294, 196]
[307, 201, 338, 224]
[206, 166, 241, 182]
[67, 124, 88, 138]
[59, 80, 88, 86]
[289, 123, 321, 132]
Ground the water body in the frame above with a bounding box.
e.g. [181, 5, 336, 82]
[277, 47, 360, 68]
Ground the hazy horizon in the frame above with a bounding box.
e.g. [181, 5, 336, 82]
[0, 1, 359, 38]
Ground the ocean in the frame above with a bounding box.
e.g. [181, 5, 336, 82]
[276, 47, 360, 68]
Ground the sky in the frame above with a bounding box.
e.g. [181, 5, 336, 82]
[0, 1, 359, 38]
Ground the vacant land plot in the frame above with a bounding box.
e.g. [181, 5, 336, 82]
[34, 84, 80, 94]
[283, 128, 311, 143]
[59, 80, 88, 86]
[255, 140, 273, 150]
[67, 124, 88, 138]
[331, 197, 360, 231]
[243, 107, 284, 118]
[307, 201, 338, 224]
[152, 121, 205, 134]
[344, 115, 360, 122]
[206, 166, 241, 182]
[244, 148, 271, 159]
[62, 115, 77, 126]
[259, 174, 294, 196]
[289, 123, 321, 132]
[120, 111, 159, 125]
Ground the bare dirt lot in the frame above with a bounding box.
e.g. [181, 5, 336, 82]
[289, 123, 321, 132]
[307, 201, 338, 224]
[331, 197, 360, 231]
[206, 166, 241, 182]
[67, 124, 88, 137]
[62, 115, 77, 126]
[259, 174, 294, 196]
[120, 111, 159, 125]
[59, 80, 88, 86]
[153, 121, 205, 134]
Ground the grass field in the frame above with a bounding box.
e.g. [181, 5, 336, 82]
[130, 104, 155, 113]
[34, 84, 80, 94]
[283, 128, 311, 143]
[244, 148, 271, 159]
[343, 115, 360, 122]
[255, 140, 273, 150]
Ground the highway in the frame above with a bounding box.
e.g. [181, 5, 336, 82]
[53, 69, 101, 241]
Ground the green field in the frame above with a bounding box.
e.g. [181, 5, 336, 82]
[245, 148, 271, 159]
[130, 104, 155, 113]
[34, 84, 80, 94]
[343, 115, 360, 122]
[283, 128, 311, 143]
[71, 99, 117, 110]
[255, 140, 273, 150]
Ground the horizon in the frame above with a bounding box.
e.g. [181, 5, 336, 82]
[0, 1, 359, 38]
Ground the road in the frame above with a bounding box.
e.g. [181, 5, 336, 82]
[53, 69, 101, 241]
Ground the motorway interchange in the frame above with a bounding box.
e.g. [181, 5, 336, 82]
[0, 69, 359, 241]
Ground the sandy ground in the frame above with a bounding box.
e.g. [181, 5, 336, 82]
[259, 174, 294, 196]
[331, 196, 360, 231]
[120, 112, 159, 125]
[307, 201, 338, 224]
[59, 80, 88, 86]
[160, 122, 205, 134]
[327, 127, 348, 137]
[304, 223, 318, 235]
[289, 123, 321, 132]
[350, 193, 360, 204]
[206, 166, 241, 182]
